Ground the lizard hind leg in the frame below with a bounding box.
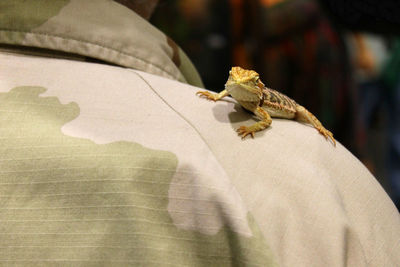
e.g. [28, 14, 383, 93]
[295, 105, 336, 146]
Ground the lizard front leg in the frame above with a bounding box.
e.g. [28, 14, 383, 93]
[196, 89, 229, 101]
[295, 105, 336, 146]
[237, 106, 272, 139]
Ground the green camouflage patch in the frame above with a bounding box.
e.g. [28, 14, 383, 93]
[0, 0, 69, 31]
[0, 86, 275, 265]
[0, 0, 69, 45]
[0, 0, 204, 88]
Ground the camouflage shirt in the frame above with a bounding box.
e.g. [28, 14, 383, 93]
[0, 0, 399, 266]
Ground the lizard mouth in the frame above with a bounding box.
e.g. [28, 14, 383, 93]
[225, 81, 263, 101]
[225, 81, 262, 98]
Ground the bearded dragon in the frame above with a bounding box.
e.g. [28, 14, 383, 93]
[196, 66, 336, 146]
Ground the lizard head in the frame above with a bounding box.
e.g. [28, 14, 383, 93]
[225, 67, 263, 101]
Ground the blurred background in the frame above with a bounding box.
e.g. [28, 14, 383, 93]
[150, 0, 400, 210]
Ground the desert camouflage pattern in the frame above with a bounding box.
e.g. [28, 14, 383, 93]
[0, 0, 399, 266]
[0, 0, 203, 88]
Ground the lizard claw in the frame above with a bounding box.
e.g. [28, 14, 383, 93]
[237, 126, 255, 139]
[318, 128, 336, 146]
[196, 91, 217, 101]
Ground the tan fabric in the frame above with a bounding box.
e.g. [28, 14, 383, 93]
[1, 51, 399, 266]
[0, 0, 399, 266]
[0, 0, 203, 87]
[142, 72, 400, 266]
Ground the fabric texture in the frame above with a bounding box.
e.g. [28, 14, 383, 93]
[0, 0, 399, 266]
[0, 0, 203, 87]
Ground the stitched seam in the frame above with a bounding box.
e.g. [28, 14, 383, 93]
[134, 72, 217, 156]
[133, 72, 238, 190]
[0, 29, 179, 80]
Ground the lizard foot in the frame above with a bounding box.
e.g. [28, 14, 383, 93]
[237, 126, 255, 139]
[196, 91, 218, 101]
[318, 127, 336, 146]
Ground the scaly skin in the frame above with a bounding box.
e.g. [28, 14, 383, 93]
[196, 66, 336, 146]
